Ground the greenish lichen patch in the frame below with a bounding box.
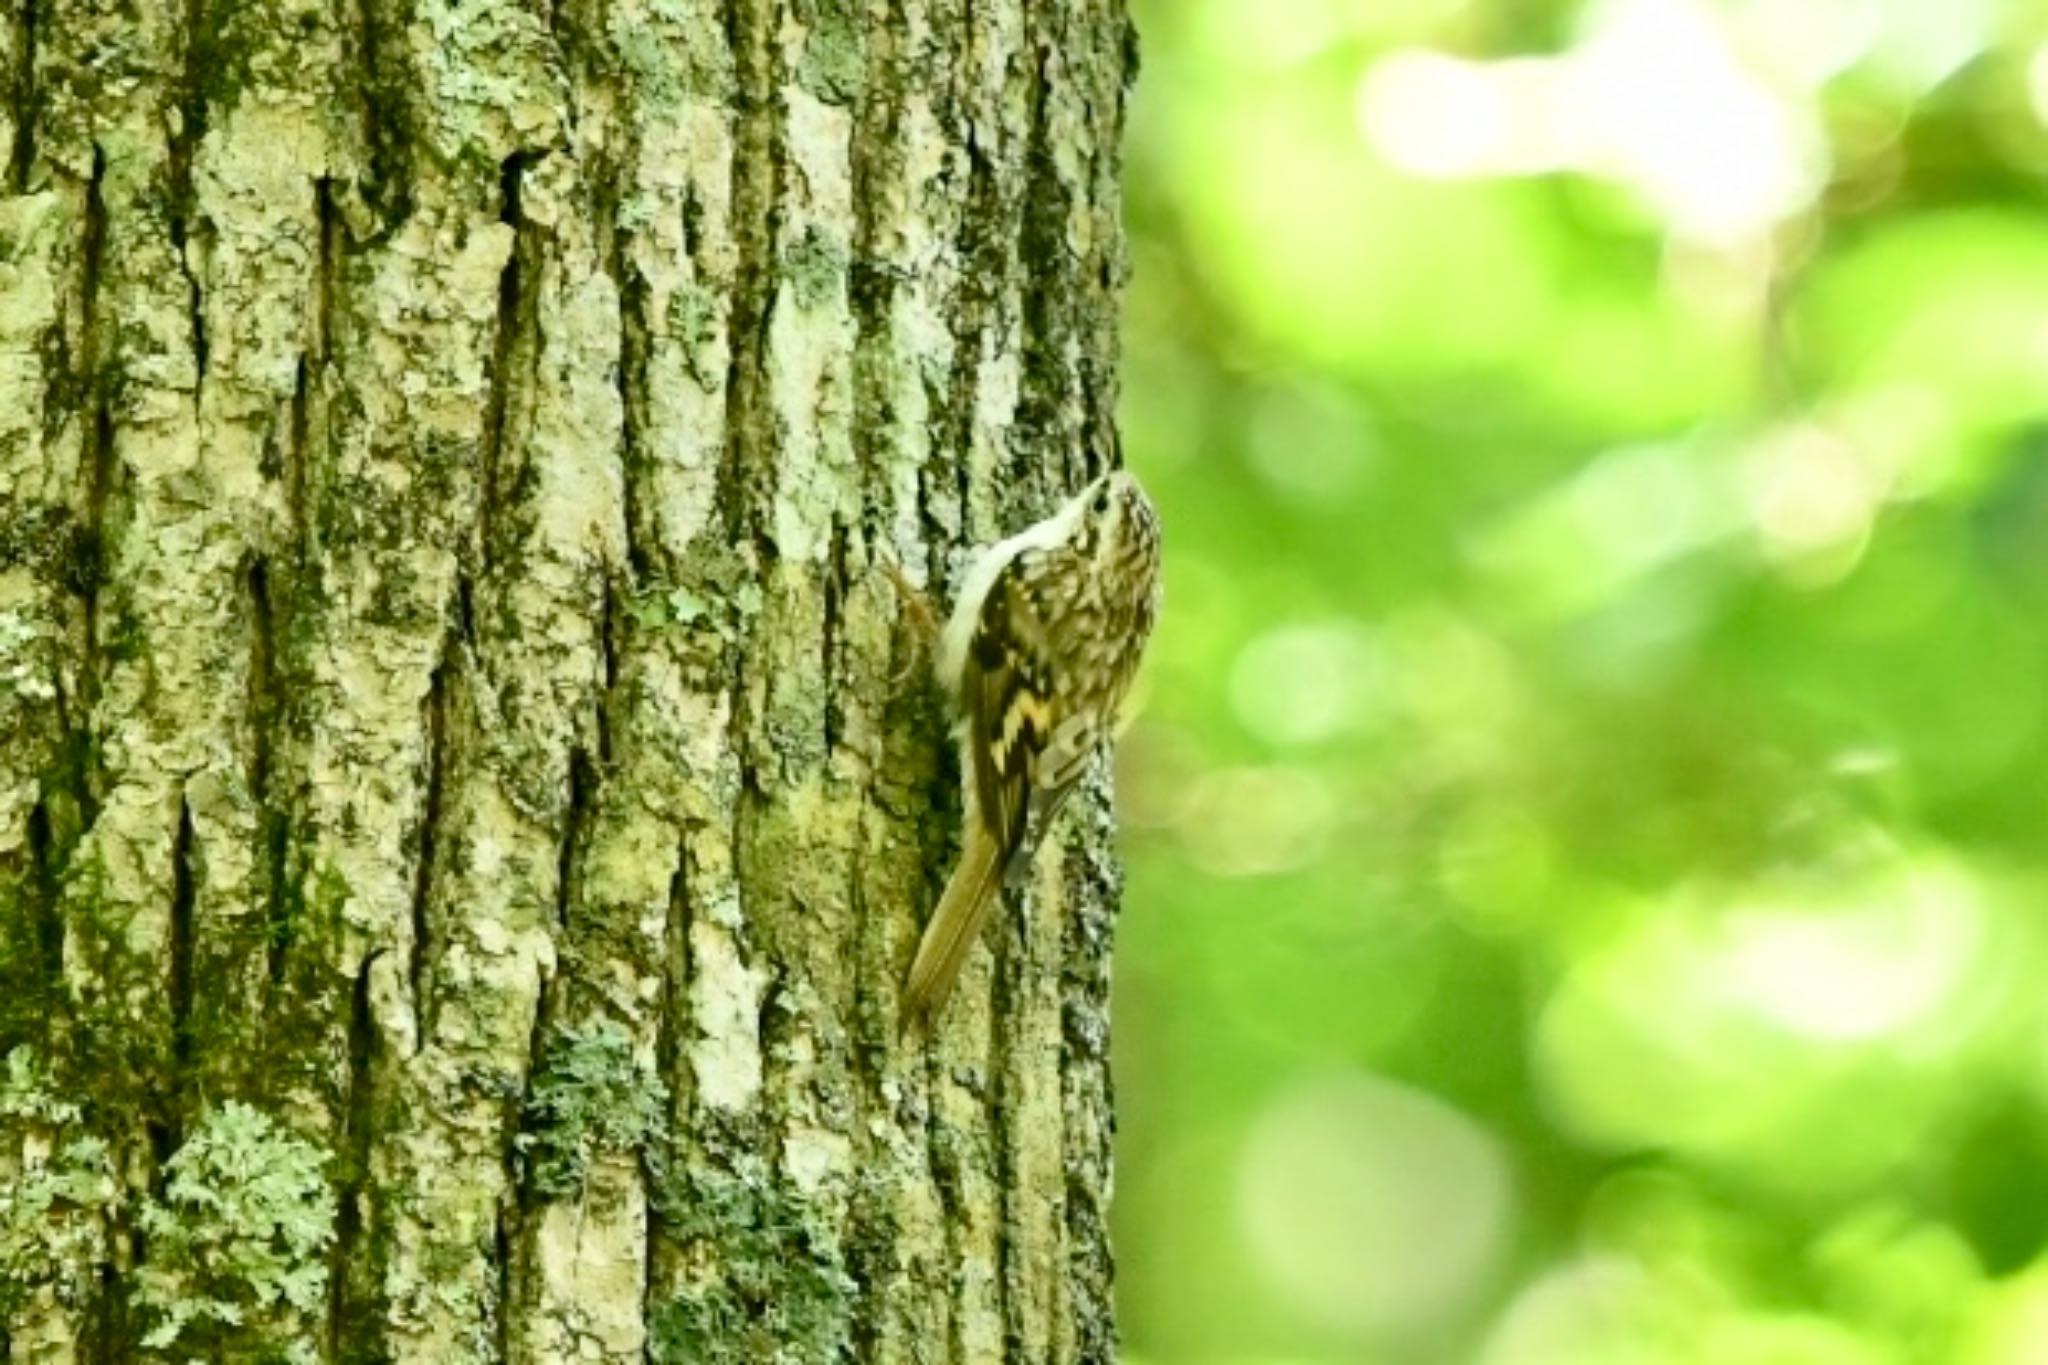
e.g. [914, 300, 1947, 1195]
[619, 538, 766, 691]
[794, 0, 865, 107]
[133, 1101, 336, 1356]
[409, 0, 568, 177]
[783, 225, 849, 312]
[515, 1020, 667, 1203]
[601, 0, 736, 112]
[667, 280, 726, 390]
[650, 1164, 854, 1364]
[625, 578, 762, 636]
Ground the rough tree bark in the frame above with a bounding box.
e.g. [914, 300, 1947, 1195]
[0, 0, 1135, 1358]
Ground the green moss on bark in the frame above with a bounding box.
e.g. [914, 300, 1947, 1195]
[650, 1164, 854, 1364]
[515, 1020, 667, 1203]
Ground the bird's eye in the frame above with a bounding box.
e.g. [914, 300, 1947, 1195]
[1092, 490, 1110, 514]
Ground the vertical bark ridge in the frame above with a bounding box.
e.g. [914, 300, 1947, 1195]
[0, 55, 93, 1353]
[183, 0, 345, 1128]
[34, 4, 228, 1352]
[579, 1, 753, 1356]
[919, 0, 1038, 1352]
[835, 26, 974, 1346]
[0, 180, 76, 1069]
[992, 19, 1074, 1354]
[997, 4, 1135, 1354]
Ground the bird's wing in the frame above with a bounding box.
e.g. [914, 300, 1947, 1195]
[964, 549, 1062, 867]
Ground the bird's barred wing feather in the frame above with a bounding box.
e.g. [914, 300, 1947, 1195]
[969, 534, 1145, 870]
[966, 556, 1049, 867]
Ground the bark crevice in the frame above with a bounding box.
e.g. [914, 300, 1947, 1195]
[76, 138, 109, 456]
[285, 356, 311, 562]
[328, 950, 382, 1357]
[77, 398, 111, 768]
[611, 207, 652, 580]
[1013, 40, 1069, 489]
[351, 0, 414, 229]
[162, 793, 197, 1155]
[480, 151, 542, 570]
[313, 176, 338, 353]
[821, 522, 847, 753]
[73, 147, 111, 827]
[168, 0, 210, 388]
[556, 746, 595, 936]
[655, 840, 691, 1120]
[409, 638, 453, 1030]
[24, 799, 64, 1004]
[246, 553, 295, 991]
[597, 573, 621, 763]
[493, 1198, 515, 1361]
[244, 556, 274, 814]
[7, 0, 36, 191]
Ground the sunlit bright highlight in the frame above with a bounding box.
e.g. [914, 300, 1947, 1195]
[1356, 0, 1823, 243]
[1717, 864, 1982, 1043]
[1726, 0, 1878, 89]
[1356, 52, 1573, 179]
[2032, 46, 2048, 131]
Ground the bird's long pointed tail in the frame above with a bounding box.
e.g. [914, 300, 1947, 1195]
[902, 824, 1005, 1030]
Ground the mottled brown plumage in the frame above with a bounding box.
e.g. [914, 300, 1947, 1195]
[901, 469, 1163, 1027]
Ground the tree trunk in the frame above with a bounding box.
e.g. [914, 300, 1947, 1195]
[0, 0, 1133, 1358]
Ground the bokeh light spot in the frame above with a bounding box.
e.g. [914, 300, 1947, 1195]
[1573, 0, 1824, 244]
[1439, 804, 1558, 932]
[1229, 620, 1384, 747]
[1740, 421, 1885, 585]
[1239, 1070, 1513, 1340]
[1478, 1257, 1656, 1365]
[1533, 850, 1998, 1187]
[1178, 765, 1337, 877]
[1728, 0, 1878, 89]
[1244, 382, 1379, 501]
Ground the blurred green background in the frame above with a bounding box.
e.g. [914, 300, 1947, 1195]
[1108, 1, 2048, 1360]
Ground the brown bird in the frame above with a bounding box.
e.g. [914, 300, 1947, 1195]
[899, 468, 1163, 1028]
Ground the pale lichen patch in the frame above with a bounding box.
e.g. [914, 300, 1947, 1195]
[688, 919, 768, 1113]
[782, 1122, 852, 1194]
